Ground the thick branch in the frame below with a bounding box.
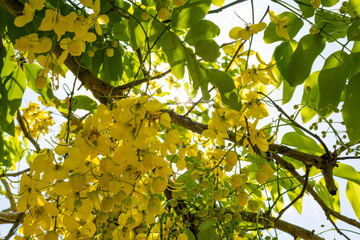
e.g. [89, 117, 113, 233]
[0, 211, 21, 224]
[232, 210, 324, 240]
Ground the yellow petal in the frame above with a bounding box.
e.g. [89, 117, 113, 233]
[39, 9, 56, 31]
[60, 38, 71, 50]
[250, 22, 267, 33]
[229, 26, 242, 40]
[237, 29, 253, 40]
[29, 0, 45, 10]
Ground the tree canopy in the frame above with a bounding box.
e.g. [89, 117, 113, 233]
[1, 0, 360, 239]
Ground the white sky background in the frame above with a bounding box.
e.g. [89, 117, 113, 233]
[1, 0, 360, 239]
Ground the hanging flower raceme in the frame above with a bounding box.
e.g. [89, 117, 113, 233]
[242, 120, 269, 155]
[37, 53, 66, 89]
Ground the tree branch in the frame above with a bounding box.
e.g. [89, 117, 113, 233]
[0, 179, 16, 212]
[0, 168, 30, 178]
[272, 153, 360, 230]
[16, 111, 40, 152]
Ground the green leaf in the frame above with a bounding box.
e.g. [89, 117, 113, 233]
[112, 21, 130, 43]
[195, 39, 220, 62]
[3, 135, 25, 168]
[322, 0, 339, 7]
[343, 72, 360, 143]
[346, 181, 360, 220]
[162, 32, 187, 79]
[90, 48, 105, 77]
[347, 0, 360, 16]
[281, 132, 325, 155]
[0, 131, 3, 167]
[185, 20, 220, 46]
[211, 0, 224, 7]
[128, 9, 146, 50]
[148, 18, 167, 49]
[0, 44, 26, 135]
[206, 69, 242, 110]
[198, 221, 215, 231]
[72, 95, 98, 113]
[172, 0, 211, 29]
[186, 48, 210, 100]
[316, 178, 340, 213]
[347, 20, 360, 41]
[24, 63, 54, 103]
[184, 228, 197, 240]
[301, 71, 320, 123]
[297, 0, 315, 18]
[282, 77, 296, 105]
[349, 41, 360, 79]
[274, 40, 297, 81]
[288, 186, 303, 214]
[315, 10, 349, 41]
[197, 225, 218, 240]
[334, 163, 360, 186]
[264, 12, 304, 43]
[318, 51, 352, 116]
[102, 47, 123, 86]
[287, 34, 326, 87]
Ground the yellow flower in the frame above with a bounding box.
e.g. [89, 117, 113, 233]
[37, 53, 66, 89]
[14, 3, 35, 27]
[269, 10, 290, 40]
[242, 91, 269, 119]
[60, 37, 86, 56]
[39, 9, 78, 39]
[240, 65, 272, 86]
[243, 120, 269, 155]
[229, 22, 267, 40]
[14, 34, 52, 63]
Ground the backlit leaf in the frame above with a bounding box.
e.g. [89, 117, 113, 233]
[346, 181, 360, 220]
[318, 51, 352, 116]
[185, 20, 220, 46]
[194, 39, 220, 62]
[162, 32, 187, 79]
[172, 0, 211, 29]
[301, 71, 320, 123]
[281, 132, 325, 154]
[343, 72, 360, 143]
[287, 34, 325, 87]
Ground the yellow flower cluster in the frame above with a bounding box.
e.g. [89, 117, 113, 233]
[13, 0, 110, 88]
[17, 102, 54, 138]
[16, 96, 193, 240]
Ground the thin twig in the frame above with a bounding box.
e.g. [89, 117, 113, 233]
[0, 168, 30, 178]
[275, 165, 310, 221]
[16, 111, 40, 152]
[326, 212, 351, 240]
[259, 92, 330, 154]
[0, 179, 16, 211]
[4, 212, 25, 240]
[208, 0, 248, 14]
[272, 153, 360, 230]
